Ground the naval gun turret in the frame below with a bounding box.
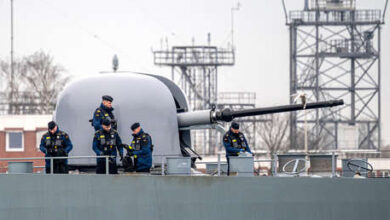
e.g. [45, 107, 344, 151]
[54, 72, 343, 167]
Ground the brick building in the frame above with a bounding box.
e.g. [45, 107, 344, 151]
[0, 115, 52, 173]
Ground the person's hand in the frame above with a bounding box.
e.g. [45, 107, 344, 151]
[119, 155, 124, 161]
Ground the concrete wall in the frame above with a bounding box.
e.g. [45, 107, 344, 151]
[0, 175, 389, 220]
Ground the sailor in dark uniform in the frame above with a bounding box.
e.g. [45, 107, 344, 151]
[92, 119, 123, 174]
[123, 123, 153, 173]
[91, 95, 117, 131]
[223, 122, 252, 175]
[39, 121, 73, 174]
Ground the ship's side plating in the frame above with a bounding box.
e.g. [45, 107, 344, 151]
[0, 175, 389, 220]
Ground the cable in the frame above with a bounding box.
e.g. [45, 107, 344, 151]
[37, 0, 154, 72]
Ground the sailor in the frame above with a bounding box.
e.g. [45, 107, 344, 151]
[223, 121, 252, 175]
[91, 95, 117, 131]
[123, 122, 153, 173]
[92, 119, 123, 174]
[39, 121, 73, 174]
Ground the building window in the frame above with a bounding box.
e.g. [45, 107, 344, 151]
[6, 131, 24, 152]
[36, 130, 47, 150]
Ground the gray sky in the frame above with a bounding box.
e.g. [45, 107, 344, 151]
[0, 0, 389, 144]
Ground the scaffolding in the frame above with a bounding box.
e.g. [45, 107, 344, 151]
[287, 0, 385, 150]
[153, 45, 235, 154]
[217, 92, 257, 149]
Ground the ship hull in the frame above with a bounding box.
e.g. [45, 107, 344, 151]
[0, 175, 389, 220]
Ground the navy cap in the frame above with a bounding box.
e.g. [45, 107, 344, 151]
[131, 122, 140, 131]
[102, 95, 113, 102]
[48, 121, 57, 130]
[231, 122, 239, 129]
[102, 119, 111, 126]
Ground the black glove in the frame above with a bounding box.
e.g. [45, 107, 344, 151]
[111, 119, 117, 129]
[119, 154, 124, 161]
[59, 149, 68, 157]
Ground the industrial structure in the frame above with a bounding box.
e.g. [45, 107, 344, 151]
[286, 0, 386, 150]
[153, 39, 235, 154]
[217, 92, 262, 152]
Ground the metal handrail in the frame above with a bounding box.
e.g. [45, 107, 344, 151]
[0, 155, 114, 175]
[1, 153, 347, 177]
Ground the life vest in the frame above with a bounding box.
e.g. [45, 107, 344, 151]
[90, 107, 117, 129]
[226, 132, 247, 150]
[130, 133, 152, 152]
[44, 131, 66, 155]
[97, 130, 117, 154]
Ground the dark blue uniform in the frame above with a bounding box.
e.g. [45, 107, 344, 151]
[92, 103, 116, 131]
[223, 130, 252, 175]
[92, 128, 123, 174]
[39, 128, 73, 174]
[130, 129, 152, 172]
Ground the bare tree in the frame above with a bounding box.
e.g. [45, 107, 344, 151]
[257, 113, 289, 157]
[22, 51, 69, 114]
[0, 51, 69, 114]
[0, 57, 28, 114]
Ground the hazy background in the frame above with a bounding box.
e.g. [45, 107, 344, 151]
[0, 0, 389, 143]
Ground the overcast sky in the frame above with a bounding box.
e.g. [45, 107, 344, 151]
[0, 0, 389, 144]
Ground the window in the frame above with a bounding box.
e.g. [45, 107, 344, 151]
[6, 131, 24, 152]
[36, 130, 47, 150]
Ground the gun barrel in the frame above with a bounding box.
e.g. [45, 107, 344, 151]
[217, 99, 344, 122]
[177, 99, 344, 128]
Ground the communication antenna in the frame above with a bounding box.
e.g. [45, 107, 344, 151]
[231, 2, 241, 50]
[112, 54, 119, 72]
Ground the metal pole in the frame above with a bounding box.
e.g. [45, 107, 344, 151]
[378, 25, 382, 150]
[273, 153, 278, 176]
[217, 153, 221, 176]
[9, 0, 14, 114]
[231, 7, 234, 50]
[231, 3, 240, 51]
[331, 151, 336, 178]
[105, 156, 109, 175]
[161, 157, 165, 176]
[50, 158, 54, 174]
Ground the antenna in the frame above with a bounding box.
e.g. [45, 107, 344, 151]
[112, 55, 119, 72]
[231, 2, 241, 51]
[9, 0, 15, 114]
